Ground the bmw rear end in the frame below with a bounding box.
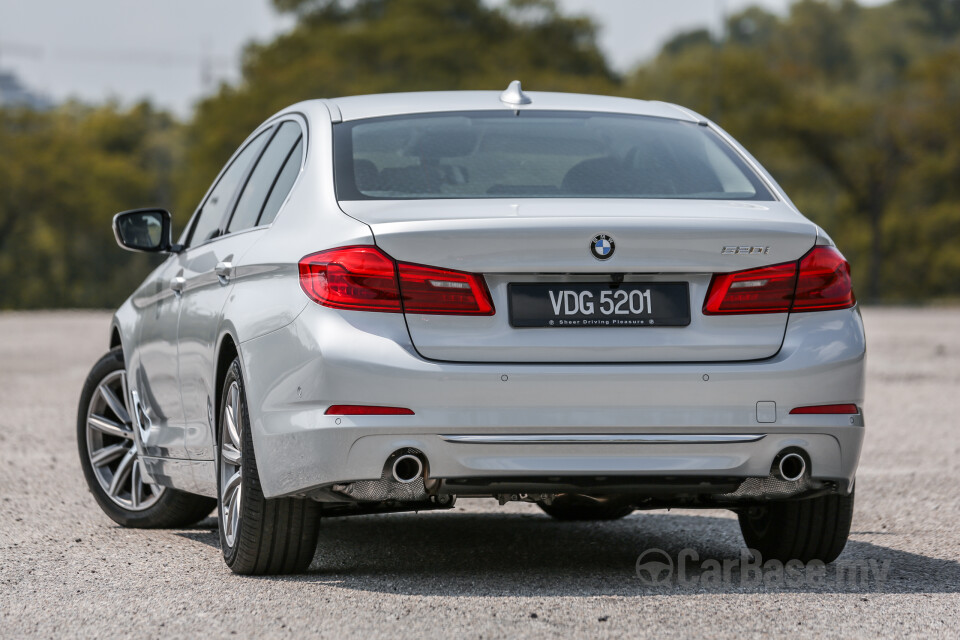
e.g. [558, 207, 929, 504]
[246, 87, 864, 556]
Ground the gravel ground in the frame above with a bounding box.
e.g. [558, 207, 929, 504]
[1, 308, 958, 639]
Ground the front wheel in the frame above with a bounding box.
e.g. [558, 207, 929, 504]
[737, 490, 855, 564]
[217, 358, 321, 575]
[77, 348, 216, 528]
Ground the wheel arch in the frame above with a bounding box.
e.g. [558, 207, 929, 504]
[214, 331, 241, 446]
[109, 324, 123, 352]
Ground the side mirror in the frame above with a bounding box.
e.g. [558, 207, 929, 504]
[112, 209, 181, 253]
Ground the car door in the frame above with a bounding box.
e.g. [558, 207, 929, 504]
[136, 130, 270, 463]
[178, 120, 304, 462]
[128, 257, 187, 459]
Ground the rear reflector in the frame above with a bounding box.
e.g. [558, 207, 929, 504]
[703, 246, 855, 315]
[325, 405, 415, 415]
[299, 246, 494, 315]
[789, 404, 859, 415]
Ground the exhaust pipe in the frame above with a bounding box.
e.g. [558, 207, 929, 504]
[777, 452, 807, 482]
[391, 454, 424, 484]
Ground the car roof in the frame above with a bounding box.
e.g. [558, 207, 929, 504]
[283, 89, 701, 124]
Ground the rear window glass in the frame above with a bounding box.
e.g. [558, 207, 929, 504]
[333, 111, 773, 201]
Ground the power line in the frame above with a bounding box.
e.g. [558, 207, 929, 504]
[0, 40, 235, 98]
[0, 41, 233, 70]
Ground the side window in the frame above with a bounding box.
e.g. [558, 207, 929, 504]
[187, 130, 270, 247]
[228, 121, 302, 233]
[259, 136, 304, 226]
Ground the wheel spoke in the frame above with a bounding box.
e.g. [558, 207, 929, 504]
[225, 405, 239, 451]
[98, 383, 130, 425]
[225, 384, 242, 451]
[130, 460, 142, 508]
[221, 443, 242, 466]
[225, 483, 236, 526]
[88, 414, 133, 440]
[222, 470, 242, 504]
[228, 484, 242, 537]
[90, 443, 129, 467]
[230, 384, 241, 439]
[222, 489, 231, 526]
[108, 449, 136, 497]
[120, 372, 130, 418]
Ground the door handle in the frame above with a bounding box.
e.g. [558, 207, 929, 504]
[215, 261, 233, 285]
[170, 275, 186, 295]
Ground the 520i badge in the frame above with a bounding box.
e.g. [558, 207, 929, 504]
[590, 234, 615, 260]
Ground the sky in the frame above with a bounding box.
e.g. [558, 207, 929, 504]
[0, 0, 889, 116]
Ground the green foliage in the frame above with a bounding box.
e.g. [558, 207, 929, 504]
[177, 0, 617, 214]
[626, 0, 960, 301]
[0, 103, 174, 308]
[1, 0, 958, 307]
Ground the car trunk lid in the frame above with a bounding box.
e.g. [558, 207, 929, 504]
[338, 198, 817, 363]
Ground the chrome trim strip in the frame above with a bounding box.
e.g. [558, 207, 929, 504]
[439, 434, 766, 445]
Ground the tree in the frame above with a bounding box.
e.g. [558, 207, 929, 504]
[177, 0, 618, 215]
[2, 0, 958, 308]
[0, 103, 179, 308]
[627, 0, 960, 301]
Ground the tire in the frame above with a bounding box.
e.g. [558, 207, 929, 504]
[737, 490, 855, 564]
[77, 347, 216, 528]
[537, 495, 635, 521]
[217, 358, 321, 575]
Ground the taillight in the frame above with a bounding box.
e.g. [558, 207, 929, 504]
[397, 262, 494, 315]
[703, 261, 798, 314]
[299, 246, 494, 315]
[792, 246, 856, 311]
[703, 246, 855, 315]
[298, 246, 401, 312]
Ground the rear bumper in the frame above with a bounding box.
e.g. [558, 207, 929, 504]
[240, 305, 865, 499]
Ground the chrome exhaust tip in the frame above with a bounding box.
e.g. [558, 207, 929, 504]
[777, 452, 807, 482]
[391, 454, 424, 484]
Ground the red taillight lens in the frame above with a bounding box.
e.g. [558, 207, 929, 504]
[703, 261, 798, 314]
[789, 404, 859, 415]
[397, 262, 495, 315]
[792, 246, 856, 311]
[703, 245, 855, 315]
[325, 405, 415, 415]
[299, 246, 495, 315]
[298, 246, 402, 312]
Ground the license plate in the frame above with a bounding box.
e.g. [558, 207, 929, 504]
[508, 283, 690, 328]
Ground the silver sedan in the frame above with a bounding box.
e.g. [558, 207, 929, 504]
[77, 82, 865, 575]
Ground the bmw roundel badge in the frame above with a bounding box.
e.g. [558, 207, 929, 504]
[590, 234, 615, 260]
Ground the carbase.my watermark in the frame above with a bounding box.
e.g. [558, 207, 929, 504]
[636, 547, 890, 589]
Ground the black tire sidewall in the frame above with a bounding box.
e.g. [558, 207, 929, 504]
[215, 357, 322, 575]
[738, 490, 855, 564]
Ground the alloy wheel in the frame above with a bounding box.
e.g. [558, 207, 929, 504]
[219, 381, 244, 547]
[85, 370, 163, 511]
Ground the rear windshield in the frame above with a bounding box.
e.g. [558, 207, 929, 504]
[333, 111, 774, 201]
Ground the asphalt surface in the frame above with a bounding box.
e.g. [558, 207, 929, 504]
[1, 308, 958, 639]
